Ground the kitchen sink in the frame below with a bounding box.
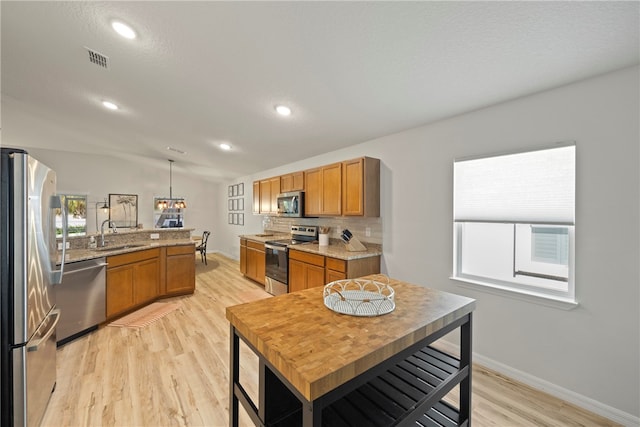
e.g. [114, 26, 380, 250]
[94, 244, 146, 252]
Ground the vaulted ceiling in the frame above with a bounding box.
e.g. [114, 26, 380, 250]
[2, 1, 638, 182]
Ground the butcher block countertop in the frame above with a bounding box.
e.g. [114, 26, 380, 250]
[226, 274, 476, 401]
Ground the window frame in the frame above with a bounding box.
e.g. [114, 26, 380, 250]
[56, 194, 88, 237]
[452, 221, 576, 309]
[451, 143, 577, 309]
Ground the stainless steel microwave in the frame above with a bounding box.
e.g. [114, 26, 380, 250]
[276, 191, 304, 217]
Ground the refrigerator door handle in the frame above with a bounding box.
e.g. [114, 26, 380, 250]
[27, 309, 61, 352]
[49, 195, 67, 284]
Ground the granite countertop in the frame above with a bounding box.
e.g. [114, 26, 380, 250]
[289, 241, 382, 260]
[239, 233, 290, 243]
[226, 274, 476, 401]
[60, 239, 195, 264]
[240, 234, 382, 260]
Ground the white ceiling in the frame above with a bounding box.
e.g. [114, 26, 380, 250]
[2, 1, 638, 182]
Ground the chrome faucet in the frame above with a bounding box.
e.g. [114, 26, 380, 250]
[100, 219, 117, 247]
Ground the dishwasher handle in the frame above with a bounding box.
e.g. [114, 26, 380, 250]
[64, 262, 108, 275]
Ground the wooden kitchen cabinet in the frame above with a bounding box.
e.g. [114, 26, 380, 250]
[289, 250, 381, 293]
[269, 177, 280, 212]
[304, 162, 342, 216]
[257, 177, 281, 214]
[253, 181, 260, 214]
[165, 244, 196, 296]
[253, 156, 379, 218]
[325, 255, 381, 283]
[325, 257, 347, 282]
[245, 240, 265, 285]
[239, 238, 247, 274]
[342, 157, 380, 217]
[106, 248, 160, 320]
[288, 250, 326, 292]
[280, 171, 304, 192]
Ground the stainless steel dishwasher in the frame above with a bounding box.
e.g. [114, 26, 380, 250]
[57, 257, 107, 346]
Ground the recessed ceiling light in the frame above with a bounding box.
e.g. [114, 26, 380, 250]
[220, 143, 232, 151]
[102, 101, 119, 110]
[111, 20, 136, 39]
[275, 105, 292, 116]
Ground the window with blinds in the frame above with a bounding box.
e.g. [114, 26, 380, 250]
[452, 144, 576, 304]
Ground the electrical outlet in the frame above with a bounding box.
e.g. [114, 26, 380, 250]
[365, 227, 371, 237]
[57, 242, 70, 250]
[150, 233, 160, 240]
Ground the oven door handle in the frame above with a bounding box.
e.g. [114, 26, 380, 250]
[265, 243, 288, 251]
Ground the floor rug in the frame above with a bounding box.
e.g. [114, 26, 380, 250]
[108, 302, 181, 328]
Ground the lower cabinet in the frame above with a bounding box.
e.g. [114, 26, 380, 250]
[289, 250, 381, 292]
[244, 240, 265, 285]
[326, 255, 381, 282]
[106, 244, 196, 321]
[106, 248, 160, 320]
[289, 251, 326, 293]
[165, 244, 196, 295]
[239, 238, 247, 275]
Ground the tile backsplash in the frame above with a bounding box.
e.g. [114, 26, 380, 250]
[264, 216, 382, 244]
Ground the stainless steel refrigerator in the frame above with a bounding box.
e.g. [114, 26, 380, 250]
[1, 148, 67, 426]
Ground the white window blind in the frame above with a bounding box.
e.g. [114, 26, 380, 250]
[454, 144, 575, 225]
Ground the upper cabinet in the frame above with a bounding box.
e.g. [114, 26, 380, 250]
[254, 176, 280, 214]
[280, 172, 304, 193]
[304, 162, 342, 216]
[252, 156, 380, 217]
[342, 157, 380, 217]
[253, 181, 260, 214]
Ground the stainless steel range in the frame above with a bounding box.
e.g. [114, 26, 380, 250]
[264, 225, 318, 295]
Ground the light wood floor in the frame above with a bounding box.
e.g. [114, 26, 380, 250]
[41, 253, 619, 427]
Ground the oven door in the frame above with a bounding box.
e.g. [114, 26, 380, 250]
[264, 244, 288, 295]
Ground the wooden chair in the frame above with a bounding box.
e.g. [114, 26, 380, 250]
[195, 231, 211, 265]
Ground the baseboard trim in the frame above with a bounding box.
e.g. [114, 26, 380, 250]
[435, 340, 639, 426]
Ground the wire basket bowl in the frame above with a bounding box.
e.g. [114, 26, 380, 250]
[323, 276, 395, 317]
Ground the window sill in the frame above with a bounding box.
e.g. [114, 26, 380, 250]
[450, 276, 579, 310]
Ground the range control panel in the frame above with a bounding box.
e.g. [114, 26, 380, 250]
[291, 225, 318, 239]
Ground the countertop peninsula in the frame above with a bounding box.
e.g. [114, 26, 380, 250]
[58, 228, 196, 263]
[61, 239, 195, 263]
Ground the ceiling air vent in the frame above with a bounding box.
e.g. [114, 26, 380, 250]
[85, 47, 109, 69]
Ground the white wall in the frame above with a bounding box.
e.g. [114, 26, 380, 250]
[10, 65, 637, 421]
[216, 66, 640, 421]
[19, 149, 219, 238]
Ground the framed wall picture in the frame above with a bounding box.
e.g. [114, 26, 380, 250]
[228, 199, 233, 211]
[109, 194, 138, 228]
[238, 183, 244, 196]
[228, 213, 233, 224]
[238, 198, 244, 211]
[238, 213, 244, 226]
[228, 185, 233, 197]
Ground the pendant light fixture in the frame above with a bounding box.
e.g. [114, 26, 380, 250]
[157, 159, 187, 209]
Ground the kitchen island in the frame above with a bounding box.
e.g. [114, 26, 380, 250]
[226, 274, 476, 426]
